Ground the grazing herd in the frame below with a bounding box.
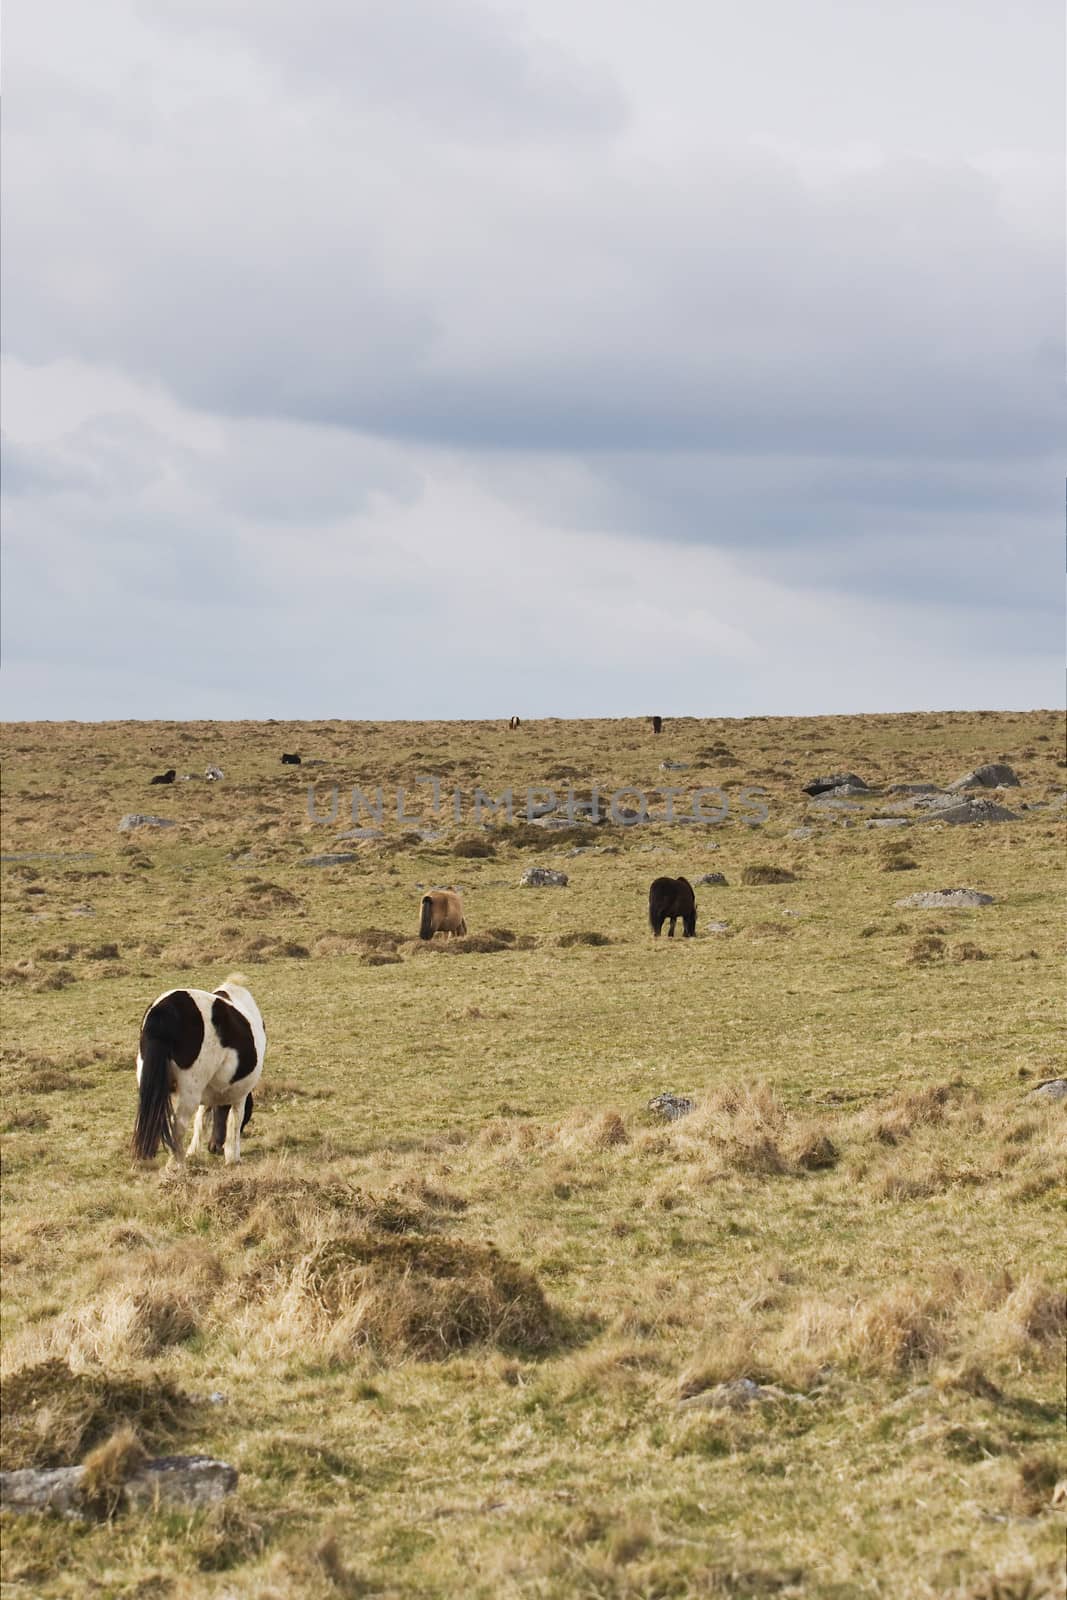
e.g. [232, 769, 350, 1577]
[131, 718, 685, 1166]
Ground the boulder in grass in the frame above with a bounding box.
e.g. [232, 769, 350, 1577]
[0, 1456, 237, 1519]
[520, 867, 568, 887]
[916, 798, 1020, 826]
[948, 763, 1020, 790]
[118, 815, 176, 833]
[802, 772, 868, 796]
[895, 888, 994, 910]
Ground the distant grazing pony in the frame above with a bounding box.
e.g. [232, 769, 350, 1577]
[649, 876, 697, 938]
[281, 753, 301, 764]
[419, 890, 467, 939]
[650, 716, 663, 735]
[150, 768, 176, 785]
[508, 716, 521, 730]
[132, 974, 265, 1165]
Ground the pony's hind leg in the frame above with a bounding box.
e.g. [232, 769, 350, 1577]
[224, 1096, 248, 1165]
[170, 1083, 202, 1165]
[667, 917, 677, 938]
[186, 1104, 208, 1158]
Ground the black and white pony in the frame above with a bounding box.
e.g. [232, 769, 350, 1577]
[132, 974, 265, 1165]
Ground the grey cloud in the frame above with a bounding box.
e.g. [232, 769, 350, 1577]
[146, 0, 627, 143]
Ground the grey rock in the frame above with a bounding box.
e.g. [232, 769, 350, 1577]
[334, 828, 382, 840]
[705, 920, 731, 933]
[1027, 1079, 1067, 1102]
[122, 1456, 238, 1511]
[809, 795, 864, 811]
[520, 867, 568, 887]
[566, 847, 593, 857]
[895, 888, 995, 909]
[0, 1456, 237, 1518]
[300, 853, 358, 867]
[866, 818, 911, 829]
[0, 1465, 86, 1518]
[648, 1093, 694, 1121]
[697, 872, 728, 885]
[803, 772, 868, 796]
[916, 798, 1020, 826]
[887, 783, 943, 796]
[659, 761, 690, 771]
[679, 1378, 790, 1412]
[118, 815, 176, 833]
[948, 763, 1020, 790]
[204, 766, 224, 781]
[789, 827, 814, 839]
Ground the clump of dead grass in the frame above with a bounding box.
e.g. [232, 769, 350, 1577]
[908, 933, 946, 965]
[80, 1423, 148, 1517]
[557, 931, 612, 947]
[740, 864, 797, 885]
[0, 1360, 189, 1470]
[272, 1232, 560, 1359]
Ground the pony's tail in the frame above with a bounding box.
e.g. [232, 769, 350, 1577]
[419, 896, 434, 940]
[132, 1036, 174, 1160]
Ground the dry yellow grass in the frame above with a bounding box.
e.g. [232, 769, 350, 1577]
[1, 710, 1064, 1598]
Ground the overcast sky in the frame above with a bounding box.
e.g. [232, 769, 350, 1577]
[2, 0, 1063, 719]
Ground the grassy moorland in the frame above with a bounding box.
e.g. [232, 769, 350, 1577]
[1, 711, 1064, 1600]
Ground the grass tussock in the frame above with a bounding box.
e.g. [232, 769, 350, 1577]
[274, 1232, 560, 1359]
[740, 864, 797, 885]
[80, 1424, 148, 1517]
[556, 930, 612, 947]
[0, 1360, 189, 1470]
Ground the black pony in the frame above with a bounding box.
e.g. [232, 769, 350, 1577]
[649, 876, 697, 938]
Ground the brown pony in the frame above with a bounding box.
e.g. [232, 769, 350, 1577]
[649, 876, 697, 938]
[650, 715, 663, 735]
[419, 890, 467, 939]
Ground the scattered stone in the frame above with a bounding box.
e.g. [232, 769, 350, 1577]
[118, 815, 176, 833]
[705, 920, 731, 933]
[803, 772, 868, 796]
[648, 1093, 694, 1121]
[895, 889, 995, 910]
[915, 798, 1020, 826]
[697, 872, 728, 885]
[1026, 1079, 1067, 1102]
[679, 1378, 790, 1412]
[69, 905, 95, 917]
[659, 761, 690, 771]
[122, 1456, 238, 1511]
[566, 847, 593, 857]
[0, 1456, 237, 1519]
[789, 827, 814, 840]
[866, 818, 911, 829]
[948, 763, 1020, 790]
[519, 867, 568, 887]
[204, 767, 224, 782]
[809, 795, 865, 812]
[333, 828, 382, 840]
[300, 853, 358, 867]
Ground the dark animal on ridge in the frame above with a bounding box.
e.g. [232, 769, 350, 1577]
[419, 890, 467, 939]
[650, 716, 663, 735]
[281, 753, 301, 764]
[649, 876, 697, 938]
[131, 974, 266, 1165]
[150, 769, 176, 785]
[508, 716, 521, 730]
